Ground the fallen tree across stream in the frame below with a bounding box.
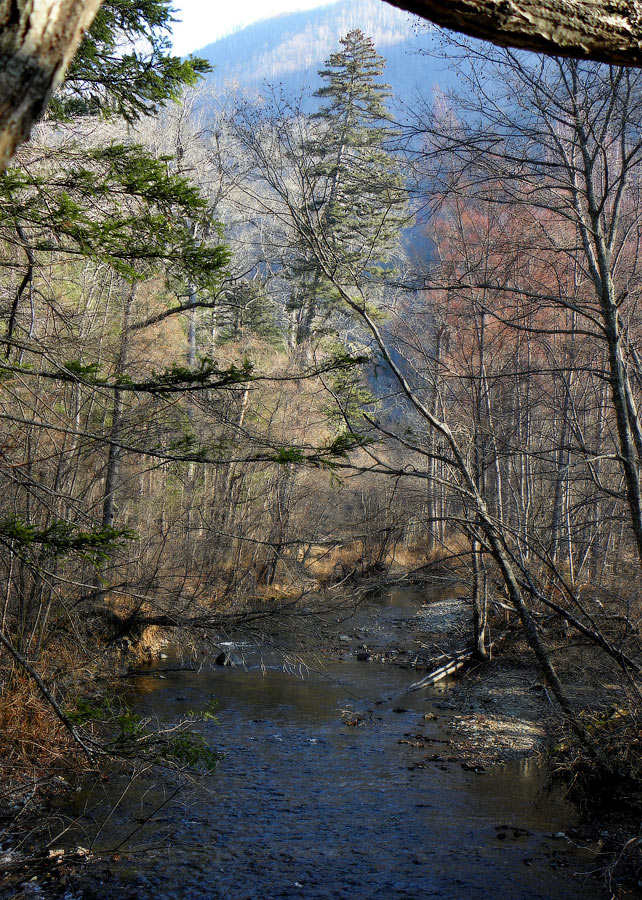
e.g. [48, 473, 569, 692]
[407, 627, 512, 691]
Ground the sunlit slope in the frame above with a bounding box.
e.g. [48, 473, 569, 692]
[193, 0, 449, 104]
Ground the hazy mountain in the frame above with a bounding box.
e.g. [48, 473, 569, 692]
[193, 0, 451, 107]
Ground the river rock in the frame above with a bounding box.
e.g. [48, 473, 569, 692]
[215, 651, 243, 667]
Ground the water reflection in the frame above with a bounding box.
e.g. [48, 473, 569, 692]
[65, 631, 608, 899]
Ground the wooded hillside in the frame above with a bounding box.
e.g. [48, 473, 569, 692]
[3, 4, 642, 890]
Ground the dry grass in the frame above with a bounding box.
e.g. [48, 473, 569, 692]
[0, 669, 79, 779]
[0, 636, 114, 801]
[303, 542, 363, 581]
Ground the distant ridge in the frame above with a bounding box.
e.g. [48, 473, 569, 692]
[194, 0, 449, 106]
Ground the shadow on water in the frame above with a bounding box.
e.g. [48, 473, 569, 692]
[65, 592, 609, 900]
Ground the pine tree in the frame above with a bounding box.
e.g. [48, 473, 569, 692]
[291, 29, 407, 345]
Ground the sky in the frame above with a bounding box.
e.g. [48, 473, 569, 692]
[169, 0, 332, 55]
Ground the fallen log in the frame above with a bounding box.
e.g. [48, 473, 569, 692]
[407, 650, 473, 690]
[407, 627, 513, 690]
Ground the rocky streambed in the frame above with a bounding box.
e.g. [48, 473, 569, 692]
[21, 584, 625, 900]
[316, 585, 552, 766]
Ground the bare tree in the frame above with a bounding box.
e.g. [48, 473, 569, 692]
[412, 49, 642, 571]
[5, 0, 642, 179]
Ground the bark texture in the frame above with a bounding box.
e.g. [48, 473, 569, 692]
[385, 0, 642, 66]
[0, 0, 101, 171]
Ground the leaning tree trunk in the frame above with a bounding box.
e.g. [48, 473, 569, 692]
[0, 0, 103, 171]
[384, 0, 642, 67]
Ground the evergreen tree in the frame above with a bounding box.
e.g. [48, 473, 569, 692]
[48, 0, 211, 123]
[0, 1, 231, 637]
[218, 278, 284, 348]
[2, 0, 224, 347]
[291, 29, 407, 345]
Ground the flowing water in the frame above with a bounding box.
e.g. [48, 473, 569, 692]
[67, 592, 609, 900]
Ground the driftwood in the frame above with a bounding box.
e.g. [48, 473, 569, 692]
[406, 628, 512, 691]
[407, 649, 473, 690]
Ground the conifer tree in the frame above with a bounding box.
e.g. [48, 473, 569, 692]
[291, 29, 407, 345]
[0, 1, 230, 633]
[49, 0, 211, 124]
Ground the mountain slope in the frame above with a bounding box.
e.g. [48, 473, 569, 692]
[194, 0, 449, 105]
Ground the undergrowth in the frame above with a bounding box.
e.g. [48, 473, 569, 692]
[550, 708, 642, 893]
[0, 652, 221, 897]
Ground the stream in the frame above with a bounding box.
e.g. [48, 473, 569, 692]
[65, 590, 609, 900]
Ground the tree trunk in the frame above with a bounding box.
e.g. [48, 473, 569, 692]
[471, 536, 488, 659]
[384, 0, 642, 67]
[102, 287, 134, 529]
[0, 0, 102, 171]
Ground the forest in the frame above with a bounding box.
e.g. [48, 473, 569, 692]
[3, 0, 642, 894]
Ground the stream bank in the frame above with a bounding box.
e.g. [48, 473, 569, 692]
[303, 584, 553, 767]
[314, 580, 642, 893]
[33, 583, 626, 900]
[4, 582, 637, 899]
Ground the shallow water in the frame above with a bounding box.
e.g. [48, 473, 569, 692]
[67, 596, 608, 900]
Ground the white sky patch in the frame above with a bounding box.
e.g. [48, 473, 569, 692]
[170, 0, 333, 55]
